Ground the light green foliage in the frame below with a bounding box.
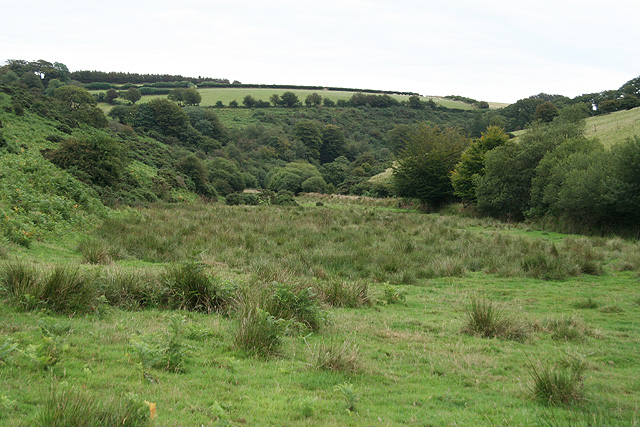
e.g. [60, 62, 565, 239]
[0, 152, 105, 245]
[267, 161, 323, 194]
[334, 383, 360, 412]
[130, 314, 189, 372]
[266, 283, 325, 332]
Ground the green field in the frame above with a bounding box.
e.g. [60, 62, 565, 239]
[585, 106, 640, 147]
[1, 197, 639, 426]
[512, 107, 640, 147]
[94, 87, 479, 111]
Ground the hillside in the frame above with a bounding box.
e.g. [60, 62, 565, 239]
[584, 106, 640, 147]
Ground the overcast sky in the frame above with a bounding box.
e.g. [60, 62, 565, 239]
[1, 0, 638, 103]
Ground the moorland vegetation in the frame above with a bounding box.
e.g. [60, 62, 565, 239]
[0, 59, 639, 426]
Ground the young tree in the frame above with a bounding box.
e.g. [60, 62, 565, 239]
[305, 92, 322, 107]
[451, 126, 509, 204]
[393, 124, 469, 209]
[121, 87, 142, 105]
[281, 91, 300, 107]
[243, 95, 257, 108]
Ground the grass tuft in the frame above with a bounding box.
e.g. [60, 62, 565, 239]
[37, 386, 148, 427]
[40, 266, 97, 314]
[528, 354, 586, 406]
[462, 298, 528, 341]
[163, 261, 235, 313]
[320, 280, 371, 308]
[78, 238, 113, 264]
[306, 337, 359, 372]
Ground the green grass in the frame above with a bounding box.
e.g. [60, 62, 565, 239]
[584, 106, 640, 147]
[1, 199, 639, 426]
[514, 106, 640, 148]
[95, 87, 478, 111]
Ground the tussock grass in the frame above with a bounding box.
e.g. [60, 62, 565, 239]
[78, 238, 114, 264]
[233, 307, 283, 357]
[0, 262, 42, 309]
[528, 355, 586, 406]
[37, 387, 148, 427]
[320, 280, 371, 308]
[539, 317, 591, 341]
[462, 298, 529, 341]
[98, 268, 163, 310]
[572, 297, 599, 310]
[306, 337, 359, 372]
[87, 204, 631, 286]
[163, 261, 235, 313]
[40, 266, 97, 314]
[1, 262, 97, 313]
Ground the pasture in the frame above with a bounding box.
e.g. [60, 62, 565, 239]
[1, 197, 639, 426]
[93, 87, 478, 111]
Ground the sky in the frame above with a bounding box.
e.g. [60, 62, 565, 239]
[1, 0, 639, 103]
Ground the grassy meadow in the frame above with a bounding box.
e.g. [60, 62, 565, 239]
[94, 88, 478, 112]
[1, 196, 640, 426]
[584, 106, 640, 147]
[513, 107, 640, 147]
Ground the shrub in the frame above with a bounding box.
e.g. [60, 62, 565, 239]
[462, 298, 528, 341]
[320, 280, 371, 308]
[37, 387, 148, 427]
[273, 190, 298, 206]
[266, 283, 325, 332]
[528, 355, 586, 405]
[163, 261, 235, 313]
[306, 337, 359, 372]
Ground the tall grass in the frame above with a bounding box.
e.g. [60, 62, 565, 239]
[86, 204, 633, 287]
[36, 387, 148, 427]
[462, 298, 529, 341]
[0, 262, 97, 313]
[163, 261, 235, 313]
[528, 355, 586, 405]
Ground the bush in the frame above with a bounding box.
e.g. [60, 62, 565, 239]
[273, 190, 298, 206]
[163, 261, 235, 313]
